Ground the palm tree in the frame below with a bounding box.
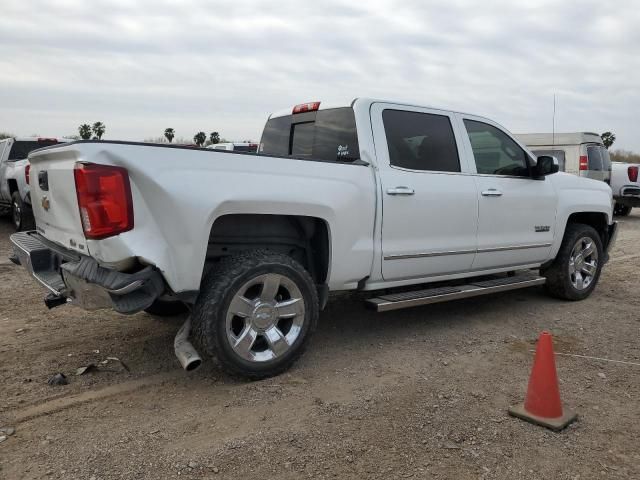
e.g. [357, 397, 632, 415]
[601, 132, 616, 149]
[92, 122, 106, 140]
[164, 128, 175, 143]
[209, 131, 220, 145]
[193, 131, 206, 147]
[78, 124, 92, 140]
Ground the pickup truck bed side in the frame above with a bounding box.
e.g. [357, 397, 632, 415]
[29, 142, 377, 293]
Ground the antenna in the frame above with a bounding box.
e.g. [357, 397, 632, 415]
[552, 93, 556, 148]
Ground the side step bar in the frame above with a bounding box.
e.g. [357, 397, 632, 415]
[366, 273, 546, 312]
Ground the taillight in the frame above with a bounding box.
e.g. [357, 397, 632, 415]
[629, 166, 639, 182]
[25, 164, 30, 185]
[292, 102, 320, 114]
[74, 163, 133, 239]
[579, 155, 588, 171]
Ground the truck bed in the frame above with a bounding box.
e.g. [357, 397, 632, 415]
[27, 140, 377, 294]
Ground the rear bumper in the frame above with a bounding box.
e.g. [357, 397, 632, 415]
[10, 231, 165, 314]
[613, 187, 640, 208]
[615, 186, 640, 207]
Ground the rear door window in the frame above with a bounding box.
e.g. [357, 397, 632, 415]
[586, 145, 603, 170]
[260, 107, 360, 162]
[532, 149, 566, 171]
[382, 110, 460, 172]
[8, 140, 59, 161]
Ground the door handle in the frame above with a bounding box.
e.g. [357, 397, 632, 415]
[386, 186, 415, 196]
[481, 188, 503, 197]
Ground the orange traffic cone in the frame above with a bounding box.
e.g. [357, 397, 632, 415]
[508, 331, 577, 431]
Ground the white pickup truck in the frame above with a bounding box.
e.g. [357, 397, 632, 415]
[0, 137, 68, 230]
[611, 161, 640, 216]
[10, 99, 617, 379]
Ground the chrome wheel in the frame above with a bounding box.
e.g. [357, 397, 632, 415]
[225, 273, 305, 363]
[568, 237, 598, 291]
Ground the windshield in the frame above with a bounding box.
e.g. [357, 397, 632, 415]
[260, 107, 359, 162]
[8, 140, 59, 161]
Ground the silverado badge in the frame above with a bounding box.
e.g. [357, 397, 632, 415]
[535, 225, 550, 233]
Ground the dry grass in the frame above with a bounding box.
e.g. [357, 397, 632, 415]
[610, 149, 640, 164]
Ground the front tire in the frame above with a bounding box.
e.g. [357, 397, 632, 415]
[542, 224, 603, 301]
[11, 192, 35, 231]
[192, 251, 318, 379]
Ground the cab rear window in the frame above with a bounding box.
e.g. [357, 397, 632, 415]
[8, 140, 59, 161]
[260, 107, 359, 162]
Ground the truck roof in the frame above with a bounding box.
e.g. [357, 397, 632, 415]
[514, 132, 603, 147]
[268, 98, 494, 120]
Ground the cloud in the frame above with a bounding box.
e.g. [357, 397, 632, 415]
[0, 0, 638, 149]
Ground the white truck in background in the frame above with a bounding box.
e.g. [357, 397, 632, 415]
[0, 137, 68, 230]
[611, 161, 640, 216]
[207, 142, 258, 153]
[11, 99, 617, 379]
[515, 132, 612, 184]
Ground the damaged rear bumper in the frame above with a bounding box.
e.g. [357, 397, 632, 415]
[10, 231, 164, 314]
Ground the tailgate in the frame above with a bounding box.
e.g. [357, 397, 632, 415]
[29, 145, 88, 254]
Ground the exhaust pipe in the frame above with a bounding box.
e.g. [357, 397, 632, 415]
[174, 316, 202, 372]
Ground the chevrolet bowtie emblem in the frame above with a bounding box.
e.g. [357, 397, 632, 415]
[41, 196, 50, 211]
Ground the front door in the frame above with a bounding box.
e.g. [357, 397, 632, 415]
[371, 103, 479, 282]
[459, 116, 557, 271]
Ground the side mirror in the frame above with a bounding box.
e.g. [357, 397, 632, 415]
[534, 155, 559, 177]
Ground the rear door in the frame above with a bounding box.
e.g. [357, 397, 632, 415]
[459, 115, 557, 271]
[372, 103, 479, 281]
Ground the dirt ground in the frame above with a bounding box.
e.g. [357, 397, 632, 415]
[1, 214, 639, 480]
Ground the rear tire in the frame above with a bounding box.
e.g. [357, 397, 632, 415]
[542, 223, 603, 301]
[614, 203, 632, 216]
[11, 192, 35, 231]
[192, 250, 318, 379]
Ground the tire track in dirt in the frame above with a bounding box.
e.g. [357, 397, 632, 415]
[10, 371, 185, 423]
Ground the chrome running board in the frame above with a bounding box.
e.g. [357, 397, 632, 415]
[366, 273, 545, 312]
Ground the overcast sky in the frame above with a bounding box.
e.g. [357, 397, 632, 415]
[1, 0, 638, 149]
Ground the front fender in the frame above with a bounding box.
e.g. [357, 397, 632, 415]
[550, 187, 613, 259]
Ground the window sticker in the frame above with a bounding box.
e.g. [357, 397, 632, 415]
[337, 144, 350, 158]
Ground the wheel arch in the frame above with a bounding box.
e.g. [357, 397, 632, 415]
[551, 210, 610, 261]
[566, 211, 608, 242]
[203, 213, 332, 288]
